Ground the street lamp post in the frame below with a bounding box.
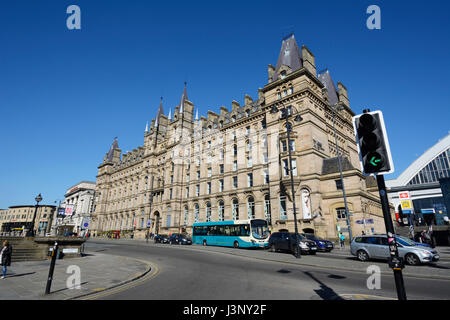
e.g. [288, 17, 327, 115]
[331, 103, 353, 242]
[28, 193, 43, 237]
[271, 104, 303, 258]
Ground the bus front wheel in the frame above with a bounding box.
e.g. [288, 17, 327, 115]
[233, 241, 239, 248]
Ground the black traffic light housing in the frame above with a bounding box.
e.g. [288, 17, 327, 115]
[352, 110, 394, 175]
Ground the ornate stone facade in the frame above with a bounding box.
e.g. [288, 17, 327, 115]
[90, 35, 388, 240]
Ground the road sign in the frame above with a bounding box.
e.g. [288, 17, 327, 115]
[399, 192, 410, 199]
[352, 110, 394, 175]
[401, 200, 412, 210]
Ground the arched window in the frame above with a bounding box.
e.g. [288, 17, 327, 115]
[218, 200, 224, 221]
[194, 204, 199, 223]
[206, 202, 212, 222]
[184, 206, 189, 226]
[264, 195, 271, 223]
[247, 197, 255, 219]
[232, 199, 239, 220]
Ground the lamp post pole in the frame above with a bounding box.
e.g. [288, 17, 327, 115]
[271, 104, 302, 258]
[331, 104, 353, 242]
[28, 194, 43, 237]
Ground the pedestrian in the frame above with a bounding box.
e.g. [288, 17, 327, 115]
[339, 232, 345, 249]
[361, 231, 366, 235]
[0, 240, 13, 279]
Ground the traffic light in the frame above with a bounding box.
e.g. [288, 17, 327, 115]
[352, 110, 394, 175]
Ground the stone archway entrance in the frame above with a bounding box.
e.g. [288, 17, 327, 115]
[303, 228, 315, 234]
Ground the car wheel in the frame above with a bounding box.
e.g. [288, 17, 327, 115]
[203, 240, 207, 246]
[233, 241, 239, 248]
[357, 250, 369, 262]
[405, 253, 420, 266]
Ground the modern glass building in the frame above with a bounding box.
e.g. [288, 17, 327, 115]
[387, 133, 450, 226]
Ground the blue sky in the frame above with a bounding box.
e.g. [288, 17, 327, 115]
[1, 0, 449, 208]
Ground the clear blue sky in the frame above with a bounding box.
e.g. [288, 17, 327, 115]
[1, 0, 449, 208]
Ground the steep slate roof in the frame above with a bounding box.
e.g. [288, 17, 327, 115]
[272, 34, 303, 81]
[318, 69, 339, 107]
[106, 137, 119, 162]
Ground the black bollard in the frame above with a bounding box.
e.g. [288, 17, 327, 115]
[45, 241, 59, 294]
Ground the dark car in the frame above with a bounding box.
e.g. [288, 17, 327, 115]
[154, 234, 170, 244]
[268, 232, 317, 254]
[169, 233, 192, 245]
[301, 233, 334, 252]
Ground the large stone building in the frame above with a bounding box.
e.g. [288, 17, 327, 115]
[52, 181, 96, 236]
[0, 205, 56, 236]
[91, 34, 388, 240]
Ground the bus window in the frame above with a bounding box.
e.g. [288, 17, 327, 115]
[241, 225, 250, 236]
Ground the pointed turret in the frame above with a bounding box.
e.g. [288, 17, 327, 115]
[271, 34, 303, 82]
[104, 137, 121, 164]
[318, 69, 339, 107]
[155, 97, 164, 128]
[179, 82, 188, 114]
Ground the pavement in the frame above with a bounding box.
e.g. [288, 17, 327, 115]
[0, 251, 152, 300]
[0, 238, 449, 300]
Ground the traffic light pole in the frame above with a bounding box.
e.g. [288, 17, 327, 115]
[376, 174, 407, 300]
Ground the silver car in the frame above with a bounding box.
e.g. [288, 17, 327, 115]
[350, 234, 440, 265]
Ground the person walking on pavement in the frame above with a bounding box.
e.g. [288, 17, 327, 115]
[339, 232, 345, 249]
[0, 240, 13, 279]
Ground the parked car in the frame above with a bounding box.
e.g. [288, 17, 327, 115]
[301, 233, 334, 252]
[268, 232, 317, 254]
[350, 234, 440, 265]
[169, 233, 192, 245]
[154, 234, 170, 244]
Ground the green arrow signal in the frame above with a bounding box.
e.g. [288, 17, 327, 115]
[370, 156, 381, 166]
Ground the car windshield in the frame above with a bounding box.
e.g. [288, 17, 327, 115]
[395, 236, 415, 247]
[304, 234, 323, 241]
[251, 220, 270, 239]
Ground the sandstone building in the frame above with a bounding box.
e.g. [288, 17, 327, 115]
[91, 34, 387, 240]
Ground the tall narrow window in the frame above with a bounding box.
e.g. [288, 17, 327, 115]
[264, 194, 271, 223]
[206, 202, 212, 222]
[194, 204, 199, 223]
[218, 201, 224, 221]
[184, 206, 189, 226]
[247, 197, 255, 219]
[247, 173, 253, 187]
[232, 199, 239, 220]
[280, 196, 287, 220]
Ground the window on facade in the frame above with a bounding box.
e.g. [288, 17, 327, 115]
[283, 159, 289, 176]
[247, 197, 255, 219]
[233, 176, 238, 189]
[246, 140, 252, 152]
[336, 207, 347, 220]
[186, 187, 189, 198]
[247, 157, 252, 168]
[218, 201, 224, 221]
[207, 182, 211, 194]
[220, 164, 224, 174]
[264, 194, 271, 222]
[184, 207, 189, 226]
[233, 160, 238, 171]
[169, 188, 173, 200]
[196, 185, 200, 197]
[282, 140, 287, 152]
[248, 173, 253, 187]
[232, 199, 239, 220]
[219, 179, 224, 192]
[233, 144, 238, 156]
[291, 159, 297, 176]
[280, 196, 287, 220]
[206, 202, 212, 222]
[335, 179, 343, 190]
[197, 171, 200, 179]
[264, 170, 270, 184]
[194, 204, 199, 223]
